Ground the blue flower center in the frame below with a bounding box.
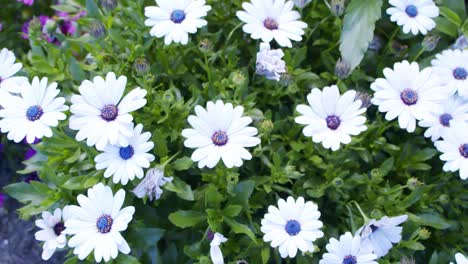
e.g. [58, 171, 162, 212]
[96, 215, 113, 233]
[439, 113, 453, 127]
[26, 105, 44, 121]
[171, 9, 186, 23]
[211, 131, 228, 146]
[453, 67, 467, 80]
[343, 255, 357, 264]
[460, 144, 468, 158]
[326, 115, 341, 130]
[405, 5, 418, 17]
[101, 104, 118, 121]
[370, 224, 378, 232]
[284, 220, 301, 236]
[119, 145, 135, 160]
[53, 222, 65, 236]
[263, 17, 279, 30]
[400, 89, 418, 105]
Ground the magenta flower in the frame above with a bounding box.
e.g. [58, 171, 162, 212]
[17, 0, 34, 6]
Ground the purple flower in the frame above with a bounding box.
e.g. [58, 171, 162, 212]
[0, 143, 4, 154]
[0, 194, 4, 208]
[25, 172, 40, 183]
[17, 0, 34, 5]
[24, 147, 37, 160]
[0, 23, 3, 32]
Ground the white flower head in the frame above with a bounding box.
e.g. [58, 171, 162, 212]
[260, 196, 324, 258]
[35, 207, 71, 260]
[144, 0, 211, 45]
[295, 85, 367, 151]
[386, 0, 439, 35]
[256, 42, 286, 81]
[356, 215, 408, 258]
[419, 96, 468, 141]
[182, 100, 261, 169]
[319, 232, 377, 264]
[434, 123, 468, 180]
[0, 48, 28, 93]
[210, 233, 228, 264]
[132, 167, 173, 201]
[0, 77, 68, 143]
[431, 49, 468, 98]
[236, 0, 308, 48]
[293, 0, 312, 8]
[371, 60, 450, 133]
[95, 124, 155, 185]
[65, 183, 135, 263]
[451, 253, 468, 264]
[69, 72, 147, 151]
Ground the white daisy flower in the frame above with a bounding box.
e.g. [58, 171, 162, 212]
[419, 96, 468, 141]
[0, 48, 28, 93]
[236, 0, 308, 48]
[35, 207, 71, 260]
[256, 42, 286, 81]
[65, 183, 135, 263]
[434, 123, 468, 180]
[319, 232, 377, 264]
[95, 124, 155, 185]
[132, 167, 173, 201]
[371, 60, 449, 133]
[69, 72, 147, 151]
[0, 77, 68, 143]
[293, 0, 312, 8]
[260, 196, 324, 258]
[451, 253, 468, 264]
[356, 215, 408, 258]
[210, 232, 227, 264]
[431, 49, 468, 98]
[295, 85, 367, 151]
[386, 0, 439, 35]
[182, 100, 261, 169]
[144, 0, 211, 45]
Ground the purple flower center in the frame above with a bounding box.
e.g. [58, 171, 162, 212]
[439, 113, 453, 127]
[263, 17, 279, 30]
[96, 215, 113, 233]
[211, 131, 228, 146]
[453, 67, 467, 80]
[26, 105, 44, 121]
[171, 9, 186, 23]
[460, 144, 468, 158]
[119, 145, 135, 160]
[101, 104, 118, 121]
[343, 255, 357, 264]
[53, 222, 65, 236]
[326, 115, 341, 130]
[405, 5, 418, 17]
[400, 89, 418, 105]
[285, 220, 301, 236]
[370, 224, 378, 232]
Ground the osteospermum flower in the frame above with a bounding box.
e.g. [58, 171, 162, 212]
[0, 77, 68, 143]
[261, 196, 324, 258]
[65, 183, 135, 262]
[69, 72, 147, 151]
[256, 42, 286, 81]
[386, 0, 439, 35]
[434, 123, 468, 180]
[419, 96, 468, 141]
[236, 0, 307, 47]
[431, 49, 468, 98]
[319, 232, 377, 264]
[95, 124, 155, 185]
[144, 0, 211, 45]
[182, 100, 261, 168]
[35, 207, 71, 260]
[210, 233, 228, 264]
[132, 167, 173, 201]
[371, 60, 449, 133]
[356, 215, 408, 258]
[0, 48, 28, 93]
[451, 253, 468, 264]
[295, 85, 367, 151]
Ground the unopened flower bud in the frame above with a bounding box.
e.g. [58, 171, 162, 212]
[452, 35, 468, 50]
[134, 58, 150, 75]
[230, 71, 247, 86]
[199, 38, 213, 53]
[330, 0, 346, 16]
[100, 0, 118, 11]
[355, 91, 372, 108]
[335, 58, 351, 79]
[400, 257, 416, 264]
[260, 120, 274, 133]
[418, 228, 431, 240]
[236, 260, 249, 264]
[422, 34, 440, 52]
[407, 177, 422, 190]
[368, 35, 383, 51]
[89, 21, 106, 38]
[293, 0, 312, 8]
[206, 230, 215, 242]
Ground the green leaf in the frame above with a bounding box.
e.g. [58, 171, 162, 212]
[168, 210, 206, 228]
[230, 180, 255, 208]
[439, 6, 462, 26]
[61, 175, 100, 190]
[115, 254, 141, 264]
[222, 205, 242, 218]
[171, 157, 193, 171]
[410, 213, 452, 230]
[339, 0, 382, 73]
[401, 240, 426, 250]
[225, 218, 257, 243]
[205, 185, 223, 208]
[3, 182, 47, 204]
[379, 157, 394, 177]
[165, 177, 195, 201]
[68, 57, 85, 82]
[85, 0, 101, 19]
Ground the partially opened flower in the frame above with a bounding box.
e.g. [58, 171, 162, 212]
[35, 207, 71, 260]
[236, 0, 307, 47]
[144, 0, 211, 45]
[0, 77, 68, 143]
[261, 196, 324, 258]
[295, 85, 367, 151]
[182, 100, 261, 169]
[386, 0, 439, 35]
[210, 233, 227, 264]
[451, 253, 468, 264]
[132, 167, 173, 201]
[0, 48, 28, 93]
[356, 215, 408, 258]
[319, 232, 377, 264]
[256, 42, 286, 81]
[95, 124, 155, 185]
[434, 123, 468, 180]
[431, 49, 468, 98]
[65, 183, 135, 263]
[371, 60, 449, 133]
[69, 72, 147, 150]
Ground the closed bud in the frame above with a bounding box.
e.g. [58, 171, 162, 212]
[230, 71, 247, 86]
[236, 260, 249, 264]
[407, 177, 422, 190]
[89, 21, 106, 38]
[330, 0, 346, 16]
[418, 228, 431, 240]
[422, 34, 440, 52]
[134, 58, 150, 75]
[100, 0, 118, 11]
[293, 0, 312, 8]
[260, 120, 274, 133]
[400, 257, 416, 264]
[368, 35, 383, 51]
[206, 230, 215, 242]
[452, 35, 468, 50]
[335, 58, 351, 79]
[355, 91, 372, 109]
[438, 194, 449, 205]
[332, 177, 343, 187]
[199, 38, 213, 53]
